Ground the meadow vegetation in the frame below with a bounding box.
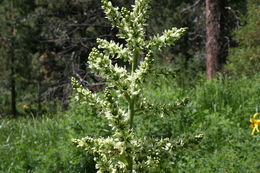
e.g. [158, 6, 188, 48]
[1, 73, 260, 172]
[1, 0, 259, 172]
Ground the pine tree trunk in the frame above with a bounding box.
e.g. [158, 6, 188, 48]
[205, 0, 221, 79]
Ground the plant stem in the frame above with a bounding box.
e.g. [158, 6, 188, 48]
[132, 49, 139, 74]
[129, 49, 139, 129]
[126, 154, 133, 173]
[126, 49, 140, 172]
[128, 99, 135, 129]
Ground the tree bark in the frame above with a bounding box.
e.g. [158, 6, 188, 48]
[205, 0, 221, 79]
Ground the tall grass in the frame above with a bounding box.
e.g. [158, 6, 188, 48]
[142, 73, 260, 171]
[0, 111, 101, 173]
[0, 73, 260, 172]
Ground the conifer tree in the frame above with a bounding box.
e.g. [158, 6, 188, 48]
[225, 0, 260, 76]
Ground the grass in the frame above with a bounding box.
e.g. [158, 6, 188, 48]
[0, 112, 100, 173]
[0, 73, 260, 172]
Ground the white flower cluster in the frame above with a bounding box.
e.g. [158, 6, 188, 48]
[97, 38, 130, 62]
[71, 0, 186, 172]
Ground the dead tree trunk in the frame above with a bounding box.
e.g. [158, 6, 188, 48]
[205, 0, 221, 79]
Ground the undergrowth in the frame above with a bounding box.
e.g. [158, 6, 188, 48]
[0, 73, 260, 172]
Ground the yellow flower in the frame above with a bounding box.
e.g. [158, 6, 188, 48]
[22, 104, 29, 109]
[249, 113, 260, 135]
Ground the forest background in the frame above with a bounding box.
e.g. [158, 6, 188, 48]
[0, 0, 260, 172]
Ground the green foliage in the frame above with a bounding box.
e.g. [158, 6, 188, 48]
[225, 0, 260, 76]
[141, 72, 260, 172]
[0, 104, 106, 173]
[1, 73, 260, 172]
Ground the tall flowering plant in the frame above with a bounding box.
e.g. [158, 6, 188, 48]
[72, 0, 186, 172]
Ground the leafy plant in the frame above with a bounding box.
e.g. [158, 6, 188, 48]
[71, 0, 186, 172]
